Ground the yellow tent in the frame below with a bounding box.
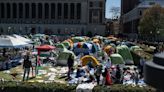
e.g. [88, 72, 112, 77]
[80, 55, 100, 67]
[103, 45, 115, 56]
[93, 39, 100, 44]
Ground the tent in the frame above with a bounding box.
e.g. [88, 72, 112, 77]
[80, 55, 100, 67]
[56, 49, 76, 66]
[103, 45, 115, 56]
[130, 46, 142, 52]
[110, 54, 125, 65]
[93, 39, 100, 44]
[62, 41, 71, 49]
[116, 45, 134, 65]
[55, 43, 66, 52]
[71, 37, 85, 43]
[73, 42, 92, 56]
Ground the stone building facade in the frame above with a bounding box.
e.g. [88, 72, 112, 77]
[0, 0, 106, 36]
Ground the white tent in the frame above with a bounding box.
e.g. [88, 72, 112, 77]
[0, 36, 29, 48]
[13, 34, 33, 43]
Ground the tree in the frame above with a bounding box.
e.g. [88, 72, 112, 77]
[139, 4, 164, 37]
[110, 7, 120, 19]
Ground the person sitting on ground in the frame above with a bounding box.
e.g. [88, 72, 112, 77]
[76, 65, 85, 78]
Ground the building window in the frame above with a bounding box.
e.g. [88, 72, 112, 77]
[18, 3, 23, 18]
[38, 3, 42, 19]
[99, 10, 102, 23]
[32, 3, 36, 18]
[140, 10, 142, 15]
[13, 3, 17, 18]
[89, 2, 93, 7]
[77, 3, 81, 19]
[25, 3, 29, 18]
[0, 3, 5, 18]
[45, 3, 49, 19]
[7, 3, 11, 18]
[89, 10, 92, 23]
[70, 3, 75, 19]
[99, 1, 103, 7]
[51, 3, 55, 19]
[64, 3, 68, 19]
[57, 3, 62, 19]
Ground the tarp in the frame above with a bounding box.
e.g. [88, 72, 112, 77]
[80, 55, 100, 67]
[110, 54, 125, 65]
[116, 45, 134, 65]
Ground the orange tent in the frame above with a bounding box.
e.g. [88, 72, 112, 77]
[93, 39, 100, 44]
[80, 55, 100, 67]
[103, 45, 115, 56]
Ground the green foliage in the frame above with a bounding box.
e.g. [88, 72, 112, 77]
[0, 82, 76, 92]
[0, 82, 156, 92]
[139, 4, 164, 36]
[93, 85, 156, 92]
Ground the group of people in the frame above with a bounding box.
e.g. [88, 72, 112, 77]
[66, 53, 142, 86]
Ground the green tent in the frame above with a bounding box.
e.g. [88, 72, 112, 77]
[71, 37, 85, 43]
[116, 45, 134, 65]
[110, 54, 125, 65]
[56, 49, 76, 66]
[130, 46, 143, 52]
[62, 41, 70, 49]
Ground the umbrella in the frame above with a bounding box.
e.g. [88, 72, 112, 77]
[0, 36, 29, 48]
[13, 34, 33, 43]
[80, 55, 100, 67]
[36, 45, 55, 51]
[110, 54, 125, 65]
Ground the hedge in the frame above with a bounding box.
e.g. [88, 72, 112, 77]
[0, 82, 156, 92]
[0, 81, 76, 92]
[93, 85, 156, 92]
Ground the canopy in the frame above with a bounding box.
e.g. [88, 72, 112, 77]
[110, 54, 125, 65]
[0, 36, 29, 48]
[80, 55, 100, 67]
[13, 34, 33, 43]
[36, 45, 55, 51]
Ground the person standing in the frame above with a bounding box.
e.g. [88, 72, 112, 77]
[67, 55, 74, 79]
[95, 65, 102, 85]
[22, 55, 32, 81]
